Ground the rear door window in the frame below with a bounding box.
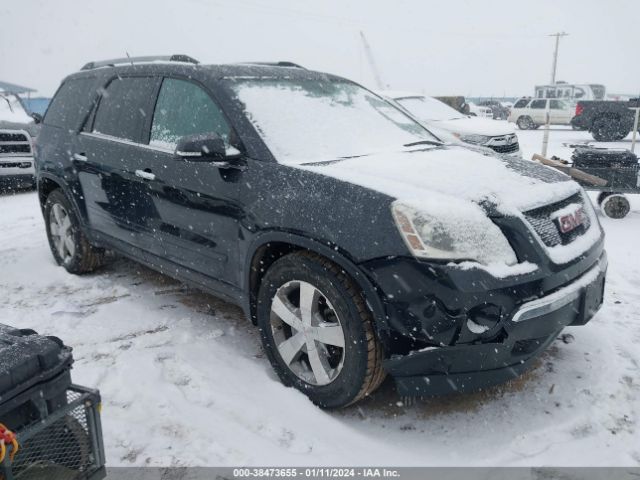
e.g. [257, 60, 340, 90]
[92, 77, 158, 142]
[44, 77, 98, 130]
[149, 78, 231, 150]
[530, 99, 547, 109]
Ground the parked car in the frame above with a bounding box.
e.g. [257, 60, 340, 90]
[477, 100, 510, 120]
[571, 99, 640, 141]
[508, 97, 574, 129]
[381, 91, 521, 156]
[36, 56, 606, 408]
[0, 91, 37, 189]
[434, 96, 470, 115]
[467, 102, 493, 119]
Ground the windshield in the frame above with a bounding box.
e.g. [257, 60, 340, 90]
[0, 93, 32, 123]
[395, 96, 465, 122]
[229, 79, 438, 164]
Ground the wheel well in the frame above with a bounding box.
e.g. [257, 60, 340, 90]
[38, 177, 62, 208]
[248, 242, 302, 323]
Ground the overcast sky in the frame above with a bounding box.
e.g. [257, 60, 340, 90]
[2, 0, 638, 97]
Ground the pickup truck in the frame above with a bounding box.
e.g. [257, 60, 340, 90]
[0, 91, 38, 189]
[571, 99, 640, 141]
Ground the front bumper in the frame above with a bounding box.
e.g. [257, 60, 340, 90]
[0, 156, 35, 177]
[366, 249, 607, 396]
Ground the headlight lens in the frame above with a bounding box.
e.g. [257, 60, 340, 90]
[459, 134, 491, 145]
[392, 201, 517, 266]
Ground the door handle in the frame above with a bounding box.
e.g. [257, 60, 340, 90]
[73, 153, 88, 162]
[135, 169, 156, 181]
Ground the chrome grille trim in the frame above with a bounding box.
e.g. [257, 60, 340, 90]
[523, 193, 591, 247]
[0, 129, 33, 157]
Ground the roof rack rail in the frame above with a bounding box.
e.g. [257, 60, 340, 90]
[81, 54, 199, 70]
[238, 61, 306, 69]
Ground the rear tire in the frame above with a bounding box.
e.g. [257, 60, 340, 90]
[44, 189, 105, 273]
[256, 251, 385, 408]
[590, 117, 628, 142]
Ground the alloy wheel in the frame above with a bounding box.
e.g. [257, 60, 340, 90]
[269, 280, 346, 386]
[49, 203, 75, 264]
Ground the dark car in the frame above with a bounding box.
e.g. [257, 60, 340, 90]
[571, 99, 640, 141]
[477, 100, 510, 120]
[35, 55, 607, 408]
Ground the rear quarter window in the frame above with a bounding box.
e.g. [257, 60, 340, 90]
[44, 77, 98, 130]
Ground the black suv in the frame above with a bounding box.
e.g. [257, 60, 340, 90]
[35, 55, 607, 408]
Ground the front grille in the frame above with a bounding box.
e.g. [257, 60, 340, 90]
[524, 193, 591, 247]
[486, 134, 519, 154]
[0, 130, 32, 157]
[0, 132, 28, 142]
[490, 142, 520, 154]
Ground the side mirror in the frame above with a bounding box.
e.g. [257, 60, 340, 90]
[31, 113, 43, 124]
[175, 133, 226, 160]
[175, 133, 245, 170]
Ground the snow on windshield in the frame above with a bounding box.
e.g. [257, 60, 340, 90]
[396, 96, 465, 122]
[0, 93, 33, 123]
[231, 79, 437, 164]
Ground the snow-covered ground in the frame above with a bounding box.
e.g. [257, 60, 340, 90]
[1, 125, 639, 466]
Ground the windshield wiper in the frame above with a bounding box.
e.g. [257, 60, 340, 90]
[403, 140, 443, 147]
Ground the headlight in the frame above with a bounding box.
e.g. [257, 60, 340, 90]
[391, 200, 517, 266]
[459, 134, 491, 145]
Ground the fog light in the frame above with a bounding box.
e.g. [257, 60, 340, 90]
[468, 304, 502, 332]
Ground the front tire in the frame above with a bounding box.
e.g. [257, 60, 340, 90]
[44, 189, 104, 273]
[256, 252, 385, 408]
[516, 116, 535, 130]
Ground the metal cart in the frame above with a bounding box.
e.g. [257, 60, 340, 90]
[0, 385, 105, 480]
[536, 146, 639, 219]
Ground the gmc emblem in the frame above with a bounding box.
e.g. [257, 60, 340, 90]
[557, 208, 585, 234]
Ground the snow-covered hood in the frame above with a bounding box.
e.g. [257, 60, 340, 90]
[431, 117, 515, 137]
[299, 145, 579, 215]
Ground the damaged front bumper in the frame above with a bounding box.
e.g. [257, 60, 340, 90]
[367, 251, 607, 396]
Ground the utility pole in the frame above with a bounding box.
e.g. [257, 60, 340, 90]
[360, 31, 386, 90]
[541, 32, 569, 157]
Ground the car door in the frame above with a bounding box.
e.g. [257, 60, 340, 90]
[528, 99, 547, 124]
[549, 99, 572, 124]
[75, 75, 161, 248]
[131, 77, 244, 285]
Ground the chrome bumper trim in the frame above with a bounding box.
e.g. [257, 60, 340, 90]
[512, 255, 606, 323]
